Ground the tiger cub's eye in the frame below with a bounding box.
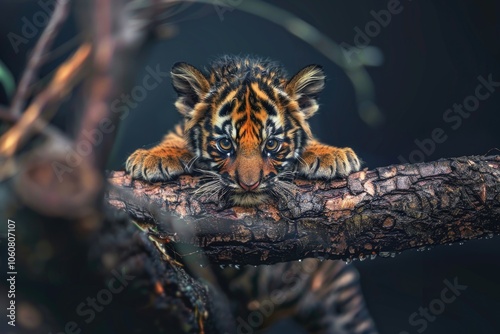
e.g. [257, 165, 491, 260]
[265, 138, 281, 152]
[217, 138, 233, 153]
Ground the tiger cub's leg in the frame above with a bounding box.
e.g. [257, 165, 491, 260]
[125, 124, 194, 182]
[298, 140, 361, 179]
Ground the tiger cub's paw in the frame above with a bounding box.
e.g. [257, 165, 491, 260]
[125, 148, 191, 182]
[299, 146, 361, 179]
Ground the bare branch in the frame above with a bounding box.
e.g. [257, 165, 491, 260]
[9, 0, 72, 116]
[0, 44, 90, 157]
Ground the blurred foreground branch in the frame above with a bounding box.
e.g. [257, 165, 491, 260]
[1, 1, 233, 333]
[107, 155, 500, 265]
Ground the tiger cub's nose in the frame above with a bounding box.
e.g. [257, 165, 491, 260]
[238, 179, 260, 191]
[235, 153, 263, 191]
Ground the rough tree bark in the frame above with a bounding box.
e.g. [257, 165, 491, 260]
[107, 155, 500, 265]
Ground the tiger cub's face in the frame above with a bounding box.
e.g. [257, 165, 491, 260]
[171, 57, 325, 206]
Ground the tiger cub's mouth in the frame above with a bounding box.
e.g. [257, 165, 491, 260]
[229, 191, 270, 206]
[193, 170, 296, 207]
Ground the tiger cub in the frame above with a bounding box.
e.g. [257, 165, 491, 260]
[126, 55, 361, 206]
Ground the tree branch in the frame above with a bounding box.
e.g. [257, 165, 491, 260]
[107, 155, 500, 265]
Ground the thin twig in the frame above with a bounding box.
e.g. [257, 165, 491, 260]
[25, 33, 85, 96]
[9, 0, 72, 116]
[0, 44, 91, 156]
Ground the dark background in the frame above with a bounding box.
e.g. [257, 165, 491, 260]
[1, 1, 499, 333]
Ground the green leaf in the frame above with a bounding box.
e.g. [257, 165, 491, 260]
[0, 60, 15, 98]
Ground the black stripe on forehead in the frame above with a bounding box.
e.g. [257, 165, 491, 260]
[218, 102, 232, 117]
[265, 118, 276, 133]
[214, 119, 234, 136]
[265, 119, 285, 137]
[236, 84, 247, 101]
[248, 86, 258, 106]
[235, 114, 263, 142]
[236, 85, 248, 114]
[208, 83, 236, 105]
[237, 98, 247, 114]
[260, 99, 277, 116]
[239, 126, 257, 140]
[257, 81, 276, 100]
[250, 114, 264, 134]
[234, 115, 247, 131]
[284, 115, 294, 132]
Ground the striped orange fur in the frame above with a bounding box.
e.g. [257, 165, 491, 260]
[126, 56, 360, 206]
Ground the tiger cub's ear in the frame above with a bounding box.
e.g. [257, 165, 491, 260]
[171, 62, 210, 117]
[286, 65, 325, 119]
